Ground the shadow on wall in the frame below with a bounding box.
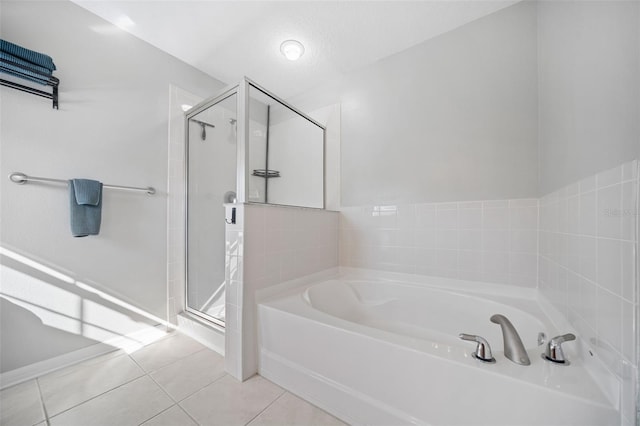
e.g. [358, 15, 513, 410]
[0, 245, 171, 374]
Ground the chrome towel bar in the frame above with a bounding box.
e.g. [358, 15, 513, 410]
[9, 172, 155, 195]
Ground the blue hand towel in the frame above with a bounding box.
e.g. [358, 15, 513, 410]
[69, 179, 102, 237]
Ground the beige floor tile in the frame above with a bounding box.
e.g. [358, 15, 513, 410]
[39, 352, 144, 416]
[180, 375, 284, 426]
[141, 404, 198, 426]
[0, 379, 45, 426]
[130, 332, 206, 372]
[248, 392, 346, 426]
[151, 348, 225, 401]
[49, 376, 173, 426]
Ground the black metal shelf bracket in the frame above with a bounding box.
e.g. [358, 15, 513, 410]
[0, 57, 59, 109]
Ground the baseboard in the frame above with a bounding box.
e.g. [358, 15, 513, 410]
[0, 324, 168, 390]
[177, 312, 225, 356]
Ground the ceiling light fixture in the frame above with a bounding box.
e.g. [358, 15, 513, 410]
[280, 40, 305, 61]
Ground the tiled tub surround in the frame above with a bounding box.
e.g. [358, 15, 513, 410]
[538, 160, 639, 426]
[225, 203, 339, 380]
[340, 198, 539, 286]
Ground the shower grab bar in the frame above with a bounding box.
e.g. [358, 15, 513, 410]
[9, 172, 156, 195]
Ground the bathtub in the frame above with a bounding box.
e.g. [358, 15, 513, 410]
[257, 269, 618, 425]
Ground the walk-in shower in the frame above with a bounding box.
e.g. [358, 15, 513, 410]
[184, 78, 325, 326]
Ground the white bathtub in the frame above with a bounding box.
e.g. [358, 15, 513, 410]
[258, 269, 618, 425]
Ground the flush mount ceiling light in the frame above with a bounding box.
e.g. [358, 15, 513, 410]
[280, 40, 305, 61]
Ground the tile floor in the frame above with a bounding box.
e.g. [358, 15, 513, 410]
[0, 332, 346, 426]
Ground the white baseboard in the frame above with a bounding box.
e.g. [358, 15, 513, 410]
[0, 324, 168, 390]
[177, 313, 225, 356]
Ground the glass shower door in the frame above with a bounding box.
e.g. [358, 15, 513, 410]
[185, 93, 237, 326]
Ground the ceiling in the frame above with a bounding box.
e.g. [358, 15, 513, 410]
[71, 1, 519, 99]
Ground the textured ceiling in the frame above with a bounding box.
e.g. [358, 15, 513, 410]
[72, 1, 519, 99]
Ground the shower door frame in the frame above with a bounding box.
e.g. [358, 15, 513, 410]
[184, 77, 326, 327]
[184, 83, 244, 327]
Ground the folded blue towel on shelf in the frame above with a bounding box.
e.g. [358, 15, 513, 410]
[0, 52, 52, 85]
[69, 179, 103, 237]
[0, 39, 56, 71]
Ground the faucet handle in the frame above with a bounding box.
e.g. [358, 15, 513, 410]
[459, 333, 495, 363]
[542, 333, 576, 365]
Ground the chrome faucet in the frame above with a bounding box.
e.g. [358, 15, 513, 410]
[542, 333, 576, 365]
[459, 333, 495, 363]
[490, 314, 531, 365]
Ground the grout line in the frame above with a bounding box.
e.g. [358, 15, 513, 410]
[43, 355, 148, 420]
[45, 373, 146, 420]
[35, 378, 50, 426]
[243, 389, 287, 426]
[175, 372, 228, 404]
[137, 404, 178, 426]
[174, 374, 229, 426]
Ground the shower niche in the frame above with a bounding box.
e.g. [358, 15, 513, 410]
[184, 78, 325, 326]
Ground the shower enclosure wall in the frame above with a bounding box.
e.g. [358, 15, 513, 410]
[184, 78, 325, 326]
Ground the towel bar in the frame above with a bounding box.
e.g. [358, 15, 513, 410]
[9, 172, 155, 195]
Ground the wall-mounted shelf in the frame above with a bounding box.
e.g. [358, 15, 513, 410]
[0, 56, 59, 109]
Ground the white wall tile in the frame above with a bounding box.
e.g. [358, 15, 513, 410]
[436, 230, 458, 250]
[510, 229, 537, 253]
[483, 207, 509, 229]
[415, 204, 437, 228]
[436, 208, 458, 229]
[622, 300, 636, 363]
[580, 175, 597, 194]
[510, 206, 538, 230]
[482, 230, 509, 252]
[598, 183, 622, 239]
[598, 165, 623, 188]
[458, 208, 482, 229]
[538, 160, 638, 423]
[580, 191, 597, 236]
[597, 239, 622, 296]
[597, 288, 623, 355]
[458, 230, 482, 251]
[232, 204, 339, 380]
[621, 181, 637, 240]
[621, 241, 635, 302]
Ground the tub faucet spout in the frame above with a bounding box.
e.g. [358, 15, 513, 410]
[490, 314, 530, 365]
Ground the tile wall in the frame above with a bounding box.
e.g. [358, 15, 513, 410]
[225, 203, 339, 380]
[340, 198, 539, 287]
[538, 160, 638, 426]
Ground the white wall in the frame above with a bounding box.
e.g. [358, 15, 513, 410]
[290, 1, 539, 206]
[538, 1, 640, 195]
[0, 1, 225, 373]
